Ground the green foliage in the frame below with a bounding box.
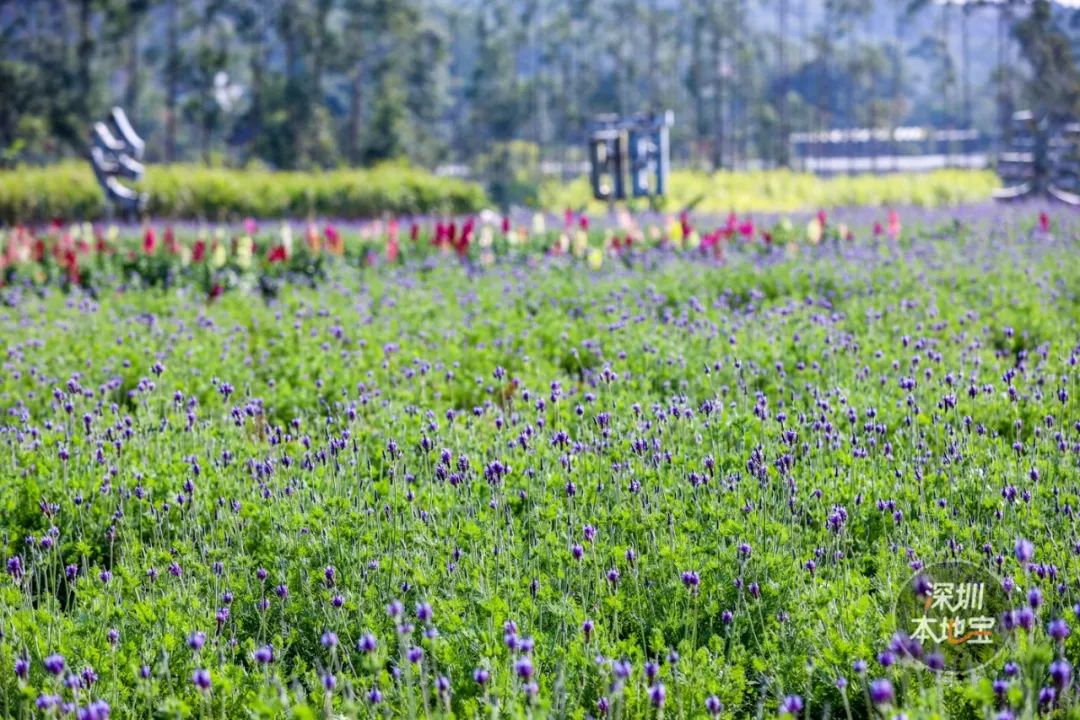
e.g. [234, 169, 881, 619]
[0, 162, 488, 223]
[0, 210, 1077, 718]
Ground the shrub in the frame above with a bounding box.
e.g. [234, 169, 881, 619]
[0, 161, 489, 223]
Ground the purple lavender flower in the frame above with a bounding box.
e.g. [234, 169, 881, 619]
[869, 678, 894, 705]
[649, 683, 666, 708]
[1050, 659, 1072, 688]
[44, 654, 65, 675]
[514, 656, 534, 679]
[192, 668, 211, 691]
[1015, 538, 1034, 563]
[187, 631, 206, 651]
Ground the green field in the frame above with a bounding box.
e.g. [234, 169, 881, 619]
[0, 210, 1077, 719]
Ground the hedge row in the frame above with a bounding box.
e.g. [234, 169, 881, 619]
[539, 168, 1002, 213]
[0, 162, 489, 223]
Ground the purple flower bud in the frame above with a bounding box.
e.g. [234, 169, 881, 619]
[192, 668, 211, 691]
[1050, 659, 1072, 688]
[1049, 618, 1070, 641]
[869, 679, 894, 705]
[44, 654, 65, 675]
[649, 683, 666, 708]
[187, 631, 206, 651]
[1015, 538, 1034, 563]
[780, 695, 803, 716]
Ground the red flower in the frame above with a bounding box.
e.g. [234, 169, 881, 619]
[63, 249, 79, 284]
[164, 226, 178, 254]
[887, 209, 901, 238]
[325, 224, 343, 255]
[817, 209, 828, 229]
[193, 240, 206, 262]
[873, 222, 884, 236]
[208, 284, 224, 301]
[738, 218, 755, 239]
[143, 227, 157, 254]
[1039, 211, 1050, 233]
[268, 245, 288, 263]
[502, 216, 511, 234]
[410, 222, 420, 242]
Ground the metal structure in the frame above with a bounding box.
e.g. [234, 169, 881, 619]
[89, 107, 148, 216]
[994, 110, 1080, 205]
[588, 111, 673, 202]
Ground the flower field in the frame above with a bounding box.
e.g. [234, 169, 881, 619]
[0, 207, 1078, 720]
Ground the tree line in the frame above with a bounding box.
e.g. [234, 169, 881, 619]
[2, 0, 1079, 173]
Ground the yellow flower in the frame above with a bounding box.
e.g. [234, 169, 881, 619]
[587, 247, 603, 270]
[211, 243, 227, 269]
[573, 229, 588, 257]
[687, 230, 701, 250]
[236, 235, 254, 269]
[806, 218, 822, 245]
[668, 218, 683, 242]
[531, 213, 546, 235]
[107, 225, 120, 242]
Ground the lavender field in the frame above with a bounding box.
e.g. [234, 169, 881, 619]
[1, 208, 1078, 719]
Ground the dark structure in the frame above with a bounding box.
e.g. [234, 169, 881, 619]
[995, 110, 1080, 205]
[588, 111, 672, 202]
[89, 107, 148, 216]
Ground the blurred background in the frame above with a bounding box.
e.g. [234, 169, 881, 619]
[2, 0, 1080, 211]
